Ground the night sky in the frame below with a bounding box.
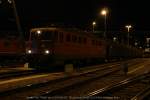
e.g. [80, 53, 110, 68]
[0, 0, 150, 38]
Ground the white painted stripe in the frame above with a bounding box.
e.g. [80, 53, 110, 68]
[0, 74, 50, 85]
[128, 65, 144, 74]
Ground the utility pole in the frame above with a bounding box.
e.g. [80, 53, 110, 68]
[11, 0, 24, 49]
[125, 25, 132, 46]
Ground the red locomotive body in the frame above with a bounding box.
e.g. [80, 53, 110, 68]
[26, 27, 143, 71]
[0, 36, 25, 65]
[0, 28, 143, 69]
[26, 27, 106, 70]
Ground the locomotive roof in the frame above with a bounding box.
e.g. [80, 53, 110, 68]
[30, 27, 95, 37]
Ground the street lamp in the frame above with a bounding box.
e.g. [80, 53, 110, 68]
[125, 25, 132, 46]
[37, 30, 42, 35]
[134, 42, 138, 46]
[92, 21, 96, 32]
[101, 8, 108, 39]
[113, 37, 117, 42]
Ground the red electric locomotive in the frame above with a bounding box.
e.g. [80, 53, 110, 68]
[0, 35, 25, 66]
[26, 27, 106, 70]
[26, 27, 143, 71]
[0, 28, 143, 69]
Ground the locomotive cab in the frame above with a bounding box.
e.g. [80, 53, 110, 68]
[26, 27, 107, 71]
[26, 28, 58, 55]
[26, 28, 59, 70]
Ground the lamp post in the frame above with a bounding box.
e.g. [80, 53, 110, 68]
[7, 0, 24, 49]
[125, 25, 132, 46]
[0, 0, 24, 49]
[101, 8, 108, 39]
[11, 0, 23, 40]
[92, 21, 96, 32]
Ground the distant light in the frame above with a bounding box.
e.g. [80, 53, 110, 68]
[113, 37, 117, 42]
[125, 25, 132, 32]
[8, 0, 12, 4]
[101, 8, 108, 16]
[37, 30, 42, 35]
[45, 50, 49, 54]
[0, 1, 2, 4]
[27, 50, 32, 54]
[125, 25, 132, 28]
[92, 21, 96, 25]
[134, 42, 138, 46]
[101, 10, 106, 15]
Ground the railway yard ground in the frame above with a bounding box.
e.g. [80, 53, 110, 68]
[0, 58, 150, 100]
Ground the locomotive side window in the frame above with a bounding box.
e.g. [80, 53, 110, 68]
[98, 41, 101, 46]
[40, 31, 53, 40]
[54, 31, 58, 41]
[59, 32, 64, 42]
[78, 37, 82, 43]
[83, 37, 87, 44]
[66, 34, 71, 42]
[92, 40, 95, 45]
[72, 35, 77, 43]
[95, 40, 98, 46]
[32, 30, 54, 40]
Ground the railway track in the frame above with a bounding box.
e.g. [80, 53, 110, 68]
[0, 58, 148, 100]
[0, 63, 121, 100]
[38, 61, 149, 98]
[88, 72, 150, 100]
[0, 58, 143, 80]
[0, 70, 39, 79]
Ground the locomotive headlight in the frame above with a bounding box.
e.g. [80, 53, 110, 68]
[36, 30, 42, 35]
[45, 50, 49, 54]
[27, 50, 32, 54]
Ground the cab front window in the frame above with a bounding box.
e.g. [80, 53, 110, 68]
[31, 30, 55, 41]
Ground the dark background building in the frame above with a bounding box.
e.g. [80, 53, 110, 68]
[0, 0, 150, 46]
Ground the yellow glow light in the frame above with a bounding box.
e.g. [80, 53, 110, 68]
[45, 50, 49, 54]
[125, 25, 132, 28]
[92, 21, 96, 25]
[37, 30, 42, 35]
